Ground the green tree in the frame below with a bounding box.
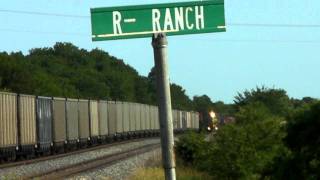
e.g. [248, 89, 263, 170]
[193, 95, 214, 129]
[234, 86, 293, 117]
[0, 42, 210, 111]
[148, 67, 193, 110]
[291, 97, 318, 109]
[198, 103, 287, 179]
[212, 101, 237, 116]
[269, 102, 320, 180]
[170, 83, 193, 110]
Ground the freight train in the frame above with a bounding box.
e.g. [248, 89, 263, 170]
[0, 91, 199, 162]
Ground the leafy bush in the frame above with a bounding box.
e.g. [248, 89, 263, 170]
[176, 103, 288, 180]
[175, 131, 207, 165]
[202, 122, 287, 179]
[268, 102, 320, 180]
[175, 87, 318, 179]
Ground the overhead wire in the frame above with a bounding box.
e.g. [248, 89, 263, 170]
[0, 9, 320, 43]
[1, 8, 320, 28]
[183, 39, 320, 44]
[0, 28, 89, 37]
[228, 23, 320, 28]
[1, 27, 319, 43]
[0, 9, 89, 18]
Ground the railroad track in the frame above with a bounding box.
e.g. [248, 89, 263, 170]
[23, 143, 160, 180]
[0, 137, 158, 170]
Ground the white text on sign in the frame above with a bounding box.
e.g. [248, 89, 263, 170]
[112, 6, 205, 35]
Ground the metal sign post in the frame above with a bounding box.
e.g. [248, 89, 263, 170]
[152, 33, 176, 180]
[90, 1, 226, 180]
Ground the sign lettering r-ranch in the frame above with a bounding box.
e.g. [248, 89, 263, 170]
[91, 0, 225, 41]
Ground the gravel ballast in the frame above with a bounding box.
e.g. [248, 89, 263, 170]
[71, 148, 162, 180]
[0, 138, 160, 179]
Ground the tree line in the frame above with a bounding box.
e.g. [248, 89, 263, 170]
[0, 42, 233, 116]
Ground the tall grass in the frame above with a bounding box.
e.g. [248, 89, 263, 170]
[129, 166, 212, 180]
[128, 150, 212, 180]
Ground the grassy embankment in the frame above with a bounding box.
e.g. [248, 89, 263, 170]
[128, 151, 212, 180]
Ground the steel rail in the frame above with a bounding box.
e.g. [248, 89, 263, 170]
[23, 143, 160, 180]
[0, 137, 159, 170]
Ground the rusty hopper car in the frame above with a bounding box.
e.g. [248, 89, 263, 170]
[0, 92, 18, 161]
[150, 106, 155, 135]
[129, 103, 136, 137]
[172, 110, 178, 133]
[134, 103, 142, 136]
[18, 94, 37, 156]
[89, 100, 99, 144]
[145, 105, 151, 135]
[66, 98, 79, 149]
[78, 99, 90, 147]
[98, 100, 108, 142]
[36, 96, 53, 155]
[123, 102, 130, 138]
[52, 97, 67, 152]
[140, 104, 146, 136]
[116, 101, 124, 138]
[107, 101, 117, 138]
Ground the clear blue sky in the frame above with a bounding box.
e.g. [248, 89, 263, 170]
[0, 0, 319, 103]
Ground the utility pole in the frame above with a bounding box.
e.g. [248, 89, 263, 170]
[152, 33, 176, 180]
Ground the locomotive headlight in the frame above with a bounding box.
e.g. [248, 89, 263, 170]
[209, 111, 216, 119]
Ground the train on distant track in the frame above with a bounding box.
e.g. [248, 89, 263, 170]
[0, 91, 199, 162]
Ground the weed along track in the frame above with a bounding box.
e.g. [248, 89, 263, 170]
[23, 143, 160, 180]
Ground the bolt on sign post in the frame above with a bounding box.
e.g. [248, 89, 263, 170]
[90, 1, 225, 179]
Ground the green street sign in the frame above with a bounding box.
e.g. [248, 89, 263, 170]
[91, 0, 225, 41]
